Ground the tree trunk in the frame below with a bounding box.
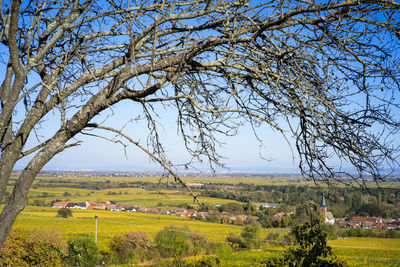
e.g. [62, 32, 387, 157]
[0, 75, 124, 247]
[0, 133, 66, 247]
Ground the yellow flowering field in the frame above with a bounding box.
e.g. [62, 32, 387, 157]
[329, 237, 400, 267]
[11, 206, 287, 253]
[2, 206, 399, 266]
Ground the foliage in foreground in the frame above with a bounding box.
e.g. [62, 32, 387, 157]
[64, 236, 99, 267]
[282, 223, 345, 266]
[0, 228, 67, 266]
[182, 222, 345, 267]
[2, 221, 395, 266]
[154, 225, 212, 259]
[154, 225, 190, 258]
[109, 231, 151, 264]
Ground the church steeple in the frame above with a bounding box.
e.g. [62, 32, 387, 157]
[320, 194, 326, 207]
[320, 193, 327, 222]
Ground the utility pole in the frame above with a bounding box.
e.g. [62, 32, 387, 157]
[95, 215, 98, 244]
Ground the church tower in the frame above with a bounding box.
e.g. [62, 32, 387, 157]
[320, 194, 327, 222]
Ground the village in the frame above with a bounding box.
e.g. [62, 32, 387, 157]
[320, 195, 400, 230]
[51, 195, 400, 230]
[52, 200, 209, 219]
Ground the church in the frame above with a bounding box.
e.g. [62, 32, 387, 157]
[320, 194, 335, 224]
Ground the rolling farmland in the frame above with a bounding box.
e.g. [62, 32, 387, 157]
[3, 174, 400, 266]
[12, 206, 400, 266]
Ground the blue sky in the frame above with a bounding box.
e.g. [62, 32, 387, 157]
[3, 0, 400, 174]
[12, 97, 299, 172]
[0, 1, 300, 173]
[0, 56, 297, 172]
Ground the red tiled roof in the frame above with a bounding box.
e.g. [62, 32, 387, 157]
[373, 222, 385, 228]
[53, 202, 67, 206]
[351, 216, 377, 222]
[53, 201, 74, 206]
[346, 222, 357, 227]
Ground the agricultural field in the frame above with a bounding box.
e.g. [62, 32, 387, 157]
[26, 186, 242, 208]
[10, 206, 287, 254]
[30, 174, 305, 186]
[183, 249, 286, 267]
[3, 174, 400, 266]
[14, 206, 248, 241]
[6, 174, 316, 208]
[186, 244, 400, 267]
[12, 206, 400, 266]
[25, 174, 400, 188]
[329, 238, 400, 267]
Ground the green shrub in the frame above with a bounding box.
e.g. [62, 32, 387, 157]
[57, 207, 72, 218]
[64, 236, 98, 267]
[109, 235, 129, 264]
[215, 243, 233, 261]
[154, 226, 189, 258]
[226, 222, 261, 249]
[110, 231, 151, 264]
[240, 222, 261, 249]
[264, 232, 280, 247]
[125, 231, 152, 251]
[187, 231, 210, 256]
[284, 223, 344, 266]
[226, 232, 244, 248]
[0, 228, 67, 266]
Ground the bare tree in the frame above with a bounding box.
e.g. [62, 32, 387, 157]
[0, 0, 399, 248]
